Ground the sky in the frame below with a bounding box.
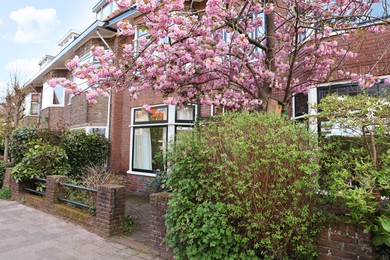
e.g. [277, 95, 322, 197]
[0, 0, 98, 95]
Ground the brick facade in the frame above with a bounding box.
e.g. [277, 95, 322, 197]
[40, 107, 65, 129]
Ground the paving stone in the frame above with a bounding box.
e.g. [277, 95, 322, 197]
[0, 200, 157, 260]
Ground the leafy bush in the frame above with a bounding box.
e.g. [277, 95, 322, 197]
[165, 112, 322, 259]
[0, 187, 11, 200]
[0, 160, 9, 187]
[63, 130, 110, 179]
[318, 94, 389, 254]
[9, 128, 110, 180]
[9, 127, 37, 163]
[11, 140, 71, 182]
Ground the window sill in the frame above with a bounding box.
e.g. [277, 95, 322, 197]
[127, 170, 156, 177]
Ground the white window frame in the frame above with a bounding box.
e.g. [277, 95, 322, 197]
[41, 82, 65, 109]
[128, 104, 197, 177]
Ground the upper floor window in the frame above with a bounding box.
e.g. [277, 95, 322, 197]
[96, 2, 119, 20]
[42, 82, 65, 109]
[24, 93, 40, 116]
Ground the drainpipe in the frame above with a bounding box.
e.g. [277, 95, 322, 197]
[96, 29, 114, 167]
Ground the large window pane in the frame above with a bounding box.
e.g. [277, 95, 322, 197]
[133, 127, 167, 172]
[53, 85, 64, 105]
[176, 106, 195, 122]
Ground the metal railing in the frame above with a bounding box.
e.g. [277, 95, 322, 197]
[58, 182, 97, 209]
[24, 177, 47, 196]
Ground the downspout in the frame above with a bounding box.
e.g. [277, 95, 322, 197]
[96, 29, 114, 167]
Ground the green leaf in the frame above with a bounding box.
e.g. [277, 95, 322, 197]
[372, 235, 385, 246]
[380, 217, 390, 233]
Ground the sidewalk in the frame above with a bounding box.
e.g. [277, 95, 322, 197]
[0, 200, 158, 260]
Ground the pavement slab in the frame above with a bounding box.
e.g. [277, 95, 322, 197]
[0, 200, 159, 259]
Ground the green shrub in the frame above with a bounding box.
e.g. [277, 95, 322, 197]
[318, 94, 390, 252]
[0, 187, 11, 200]
[9, 128, 110, 180]
[123, 215, 135, 234]
[0, 160, 9, 187]
[165, 112, 322, 259]
[63, 130, 110, 179]
[11, 140, 71, 182]
[9, 127, 37, 163]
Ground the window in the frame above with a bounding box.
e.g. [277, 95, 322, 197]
[134, 106, 168, 123]
[134, 27, 150, 54]
[176, 105, 195, 122]
[42, 83, 65, 109]
[317, 79, 390, 135]
[294, 93, 309, 118]
[24, 93, 40, 116]
[129, 104, 196, 175]
[133, 127, 167, 172]
[96, 1, 119, 20]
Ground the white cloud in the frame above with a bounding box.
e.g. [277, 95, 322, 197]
[9, 6, 59, 44]
[4, 58, 40, 80]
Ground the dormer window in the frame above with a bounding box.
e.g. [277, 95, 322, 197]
[95, 2, 119, 20]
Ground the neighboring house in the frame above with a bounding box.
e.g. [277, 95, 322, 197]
[292, 21, 390, 133]
[23, 20, 117, 135]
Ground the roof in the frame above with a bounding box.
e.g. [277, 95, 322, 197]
[26, 20, 116, 87]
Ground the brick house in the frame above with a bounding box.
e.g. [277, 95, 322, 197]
[21, 0, 389, 193]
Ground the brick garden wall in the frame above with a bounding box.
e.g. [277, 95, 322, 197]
[149, 192, 376, 260]
[150, 192, 173, 260]
[9, 174, 126, 238]
[317, 224, 373, 259]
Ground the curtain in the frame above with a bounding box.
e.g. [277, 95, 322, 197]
[177, 107, 194, 121]
[133, 128, 152, 170]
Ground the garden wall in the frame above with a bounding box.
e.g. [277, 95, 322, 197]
[149, 192, 375, 260]
[9, 174, 126, 238]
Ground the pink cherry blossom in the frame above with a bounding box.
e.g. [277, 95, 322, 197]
[50, 0, 387, 111]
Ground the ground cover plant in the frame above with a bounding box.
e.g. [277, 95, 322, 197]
[165, 112, 323, 259]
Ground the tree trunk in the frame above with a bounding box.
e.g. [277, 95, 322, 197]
[4, 130, 9, 163]
[263, 2, 277, 113]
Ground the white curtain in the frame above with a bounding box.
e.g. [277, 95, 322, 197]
[177, 107, 193, 120]
[133, 128, 152, 170]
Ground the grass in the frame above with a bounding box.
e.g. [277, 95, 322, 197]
[123, 215, 135, 234]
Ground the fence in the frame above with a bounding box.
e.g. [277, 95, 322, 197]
[10, 174, 125, 237]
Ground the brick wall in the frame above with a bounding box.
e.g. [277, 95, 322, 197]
[149, 192, 376, 260]
[19, 116, 40, 128]
[150, 192, 174, 259]
[122, 174, 155, 193]
[65, 95, 87, 126]
[40, 107, 65, 129]
[9, 175, 126, 238]
[87, 96, 109, 124]
[317, 223, 374, 259]
[64, 94, 108, 128]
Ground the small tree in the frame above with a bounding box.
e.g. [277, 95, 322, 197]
[1, 73, 28, 162]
